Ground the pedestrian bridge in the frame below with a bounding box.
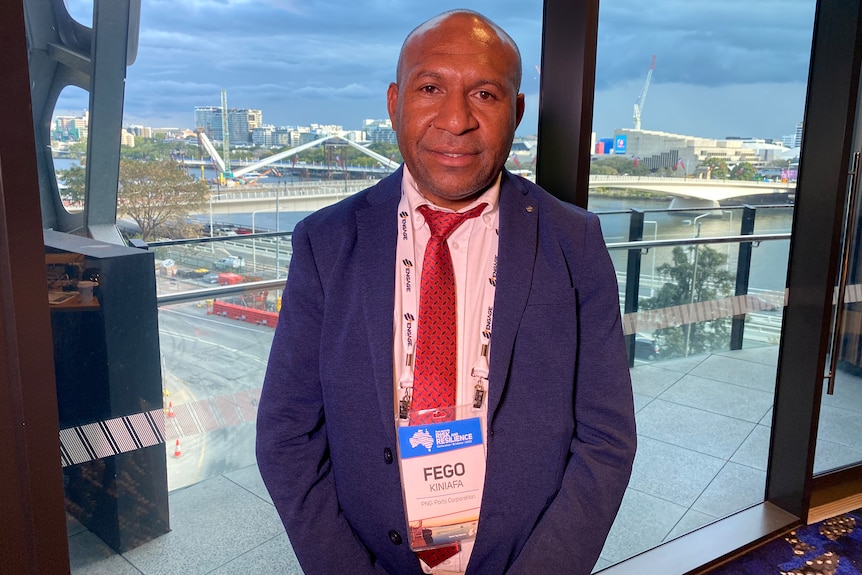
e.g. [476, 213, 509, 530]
[205, 175, 797, 216]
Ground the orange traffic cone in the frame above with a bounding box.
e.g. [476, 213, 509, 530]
[166, 402, 175, 418]
[173, 439, 182, 458]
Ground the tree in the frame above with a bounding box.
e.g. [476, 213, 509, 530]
[56, 163, 87, 205]
[118, 159, 210, 240]
[730, 161, 756, 181]
[120, 137, 197, 162]
[702, 157, 730, 179]
[640, 245, 734, 358]
[590, 156, 652, 176]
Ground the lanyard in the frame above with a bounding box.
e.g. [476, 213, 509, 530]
[395, 192, 498, 420]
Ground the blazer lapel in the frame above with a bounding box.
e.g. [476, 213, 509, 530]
[487, 174, 538, 422]
[356, 172, 402, 432]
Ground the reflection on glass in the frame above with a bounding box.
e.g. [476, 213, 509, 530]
[590, 1, 815, 569]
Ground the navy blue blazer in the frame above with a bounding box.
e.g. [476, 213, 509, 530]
[257, 168, 636, 575]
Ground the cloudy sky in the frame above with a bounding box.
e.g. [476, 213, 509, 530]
[59, 0, 816, 142]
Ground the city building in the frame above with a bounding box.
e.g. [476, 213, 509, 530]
[251, 125, 275, 147]
[364, 118, 398, 144]
[119, 129, 135, 147]
[127, 125, 153, 138]
[194, 106, 263, 146]
[51, 110, 88, 142]
[609, 128, 772, 174]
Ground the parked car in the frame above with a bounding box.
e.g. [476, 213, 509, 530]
[201, 273, 220, 284]
[635, 338, 661, 361]
[214, 256, 245, 270]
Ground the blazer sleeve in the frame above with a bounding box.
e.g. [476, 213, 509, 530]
[508, 212, 637, 574]
[255, 220, 388, 575]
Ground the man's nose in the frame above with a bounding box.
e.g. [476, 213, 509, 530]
[435, 94, 479, 134]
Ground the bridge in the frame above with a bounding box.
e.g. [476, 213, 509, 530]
[589, 175, 796, 209]
[201, 175, 798, 218]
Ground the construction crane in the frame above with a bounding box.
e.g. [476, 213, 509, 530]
[633, 55, 656, 131]
[220, 89, 233, 181]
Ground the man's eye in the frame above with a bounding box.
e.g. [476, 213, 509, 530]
[476, 91, 495, 100]
[420, 85, 439, 94]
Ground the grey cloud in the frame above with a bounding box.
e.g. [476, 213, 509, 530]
[61, 0, 813, 137]
[596, 0, 816, 88]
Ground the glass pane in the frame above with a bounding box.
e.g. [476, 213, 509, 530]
[591, 2, 815, 570]
[62, 1, 543, 571]
[52, 86, 89, 214]
[817, 176, 862, 474]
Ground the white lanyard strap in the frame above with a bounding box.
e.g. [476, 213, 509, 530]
[396, 192, 498, 419]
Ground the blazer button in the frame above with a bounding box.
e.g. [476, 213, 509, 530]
[383, 447, 394, 464]
[388, 530, 402, 545]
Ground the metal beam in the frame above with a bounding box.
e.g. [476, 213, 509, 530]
[767, 0, 862, 517]
[83, 0, 132, 244]
[535, 0, 599, 208]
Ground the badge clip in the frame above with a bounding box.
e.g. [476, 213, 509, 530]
[473, 383, 486, 409]
[399, 389, 412, 420]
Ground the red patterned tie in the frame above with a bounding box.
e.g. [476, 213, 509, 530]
[412, 203, 485, 569]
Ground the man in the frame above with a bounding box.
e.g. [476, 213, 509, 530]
[257, 10, 636, 575]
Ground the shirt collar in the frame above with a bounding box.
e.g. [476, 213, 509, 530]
[401, 165, 500, 231]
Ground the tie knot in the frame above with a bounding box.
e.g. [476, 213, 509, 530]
[419, 203, 487, 240]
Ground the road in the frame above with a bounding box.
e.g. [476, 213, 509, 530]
[158, 301, 274, 490]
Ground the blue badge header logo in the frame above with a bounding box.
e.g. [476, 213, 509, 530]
[399, 417, 483, 459]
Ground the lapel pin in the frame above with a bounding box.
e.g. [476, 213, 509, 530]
[525, 205, 534, 213]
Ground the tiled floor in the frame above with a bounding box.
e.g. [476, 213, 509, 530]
[67, 345, 862, 574]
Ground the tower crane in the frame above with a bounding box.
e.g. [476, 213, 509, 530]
[220, 89, 233, 180]
[633, 55, 656, 131]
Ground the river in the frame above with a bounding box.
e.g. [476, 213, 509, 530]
[52, 157, 792, 293]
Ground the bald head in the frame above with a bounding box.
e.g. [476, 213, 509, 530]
[396, 10, 523, 91]
[387, 10, 526, 209]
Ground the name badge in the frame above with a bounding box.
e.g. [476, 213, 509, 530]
[397, 415, 485, 551]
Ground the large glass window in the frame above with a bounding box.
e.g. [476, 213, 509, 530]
[58, 1, 543, 571]
[590, 2, 816, 570]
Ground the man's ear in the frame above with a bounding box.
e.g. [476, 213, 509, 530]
[515, 93, 526, 128]
[387, 83, 399, 130]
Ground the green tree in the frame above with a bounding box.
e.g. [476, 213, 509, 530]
[56, 163, 87, 204]
[590, 163, 618, 176]
[118, 159, 209, 240]
[121, 137, 197, 162]
[68, 140, 88, 158]
[640, 245, 734, 358]
[730, 161, 756, 181]
[590, 156, 651, 176]
[702, 157, 730, 179]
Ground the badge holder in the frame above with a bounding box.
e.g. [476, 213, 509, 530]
[396, 404, 486, 552]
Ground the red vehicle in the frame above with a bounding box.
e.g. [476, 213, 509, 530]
[217, 272, 243, 286]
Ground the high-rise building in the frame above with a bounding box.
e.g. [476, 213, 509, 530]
[120, 129, 135, 147]
[195, 106, 223, 141]
[252, 125, 274, 147]
[364, 118, 397, 144]
[246, 109, 263, 132]
[51, 110, 89, 142]
[795, 121, 804, 148]
[194, 106, 263, 145]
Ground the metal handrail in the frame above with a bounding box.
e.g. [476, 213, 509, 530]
[606, 232, 791, 251]
[157, 278, 285, 306]
[153, 231, 792, 307]
[148, 230, 292, 247]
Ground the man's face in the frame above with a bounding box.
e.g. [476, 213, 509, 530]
[387, 15, 525, 210]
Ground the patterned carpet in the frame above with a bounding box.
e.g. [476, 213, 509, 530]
[709, 509, 862, 574]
